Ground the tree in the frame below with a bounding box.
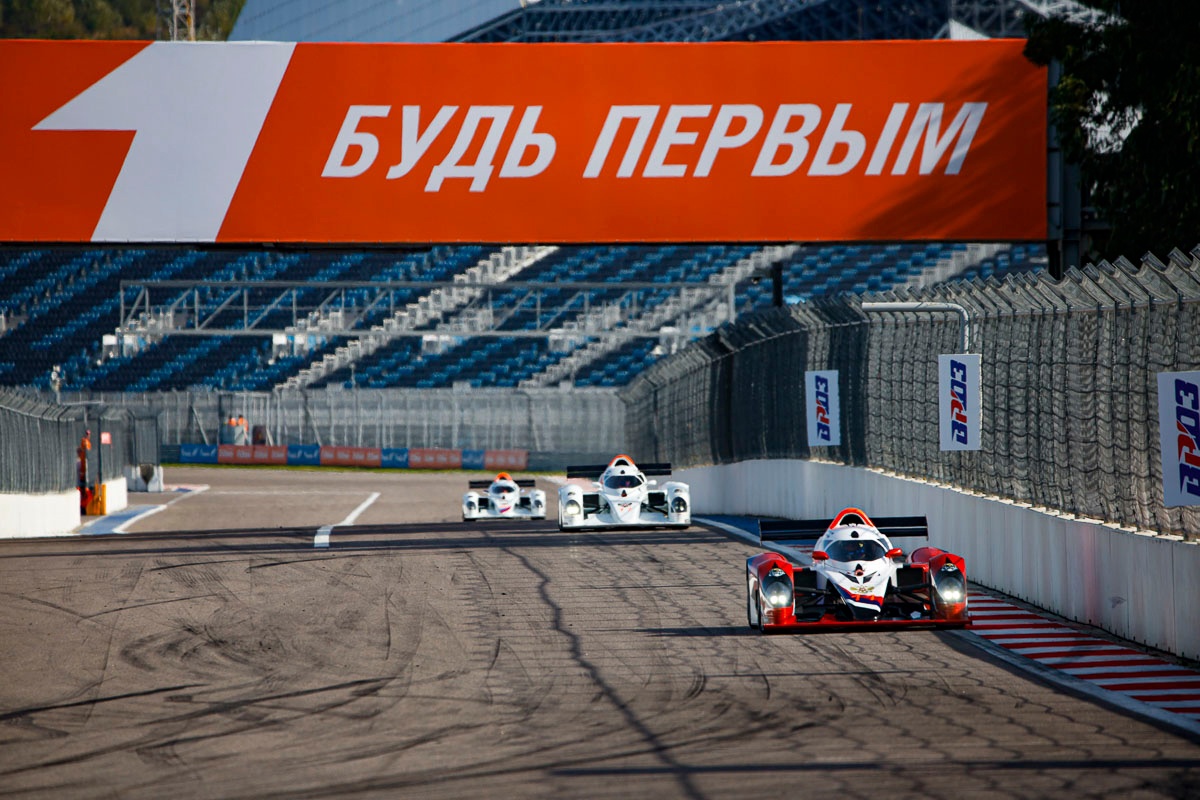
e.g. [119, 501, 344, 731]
[1024, 1, 1200, 260]
[0, 0, 244, 40]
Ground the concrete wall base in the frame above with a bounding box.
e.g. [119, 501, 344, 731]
[103, 477, 128, 514]
[124, 464, 164, 492]
[1, 477, 129, 539]
[0, 491, 81, 538]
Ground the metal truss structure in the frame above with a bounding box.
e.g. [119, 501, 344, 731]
[452, 0, 1108, 43]
[157, 0, 196, 41]
[115, 279, 737, 344]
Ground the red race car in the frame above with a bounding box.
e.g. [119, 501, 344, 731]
[746, 507, 970, 632]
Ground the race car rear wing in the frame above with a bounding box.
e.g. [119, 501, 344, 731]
[565, 463, 673, 479]
[468, 479, 537, 489]
[759, 516, 928, 541]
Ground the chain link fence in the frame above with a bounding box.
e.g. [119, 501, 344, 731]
[51, 387, 626, 466]
[0, 388, 81, 493]
[0, 388, 160, 494]
[623, 248, 1200, 540]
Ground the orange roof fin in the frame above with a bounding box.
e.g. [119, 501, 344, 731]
[830, 507, 874, 528]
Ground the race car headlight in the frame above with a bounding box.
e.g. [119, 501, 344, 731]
[933, 564, 966, 604]
[564, 499, 581, 516]
[671, 496, 688, 513]
[761, 568, 793, 609]
[466, 500, 477, 512]
[534, 499, 544, 508]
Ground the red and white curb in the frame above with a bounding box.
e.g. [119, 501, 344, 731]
[965, 591, 1200, 733]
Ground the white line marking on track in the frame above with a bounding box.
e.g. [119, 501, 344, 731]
[314, 491, 380, 549]
[1094, 676, 1200, 686]
[115, 485, 209, 532]
[697, 516, 813, 565]
[215, 489, 367, 495]
[1063, 664, 1189, 676]
[1008, 644, 1136, 655]
[972, 626, 1078, 635]
[81, 485, 210, 535]
[1038, 654, 1165, 665]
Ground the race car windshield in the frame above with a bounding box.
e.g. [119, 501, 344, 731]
[826, 539, 887, 562]
[604, 474, 644, 490]
[492, 483, 517, 494]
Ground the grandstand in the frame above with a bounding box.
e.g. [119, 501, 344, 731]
[0, 241, 1041, 392]
[0, 0, 1064, 393]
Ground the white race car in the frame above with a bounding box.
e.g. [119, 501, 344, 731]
[462, 472, 547, 521]
[558, 454, 690, 531]
[746, 507, 970, 632]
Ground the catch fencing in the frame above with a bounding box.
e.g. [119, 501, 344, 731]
[0, 388, 156, 493]
[54, 387, 626, 467]
[0, 388, 80, 493]
[622, 248, 1200, 540]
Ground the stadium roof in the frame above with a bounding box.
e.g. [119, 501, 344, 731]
[230, 0, 1111, 45]
[229, 0, 523, 43]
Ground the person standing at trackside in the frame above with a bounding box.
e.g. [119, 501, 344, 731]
[77, 429, 93, 514]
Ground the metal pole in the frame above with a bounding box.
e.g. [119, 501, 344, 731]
[861, 301, 973, 352]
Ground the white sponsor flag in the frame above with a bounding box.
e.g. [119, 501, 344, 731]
[939, 354, 981, 451]
[805, 370, 841, 447]
[1158, 370, 1200, 507]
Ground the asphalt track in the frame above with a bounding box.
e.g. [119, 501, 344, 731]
[1, 468, 1198, 799]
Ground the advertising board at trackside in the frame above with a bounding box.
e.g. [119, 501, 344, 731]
[179, 444, 528, 471]
[0, 39, 1046, 244]
[939, 354, 981, 451]
[805, 369, 841, 447]
[1158, 370, 1200, 507]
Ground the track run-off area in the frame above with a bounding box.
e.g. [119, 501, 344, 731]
[1, 468, 1198, 799]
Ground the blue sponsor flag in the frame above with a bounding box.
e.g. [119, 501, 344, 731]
[180, 443, 218, 464]
[287, 444, 321, 466]
[381, 448, 409, 469]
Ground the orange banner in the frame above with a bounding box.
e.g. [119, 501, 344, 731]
[0, 40, 1046, 243]
[408, 448, 464, 469]
[319, 446, 383, 467]
[484, 450, 530, 471]
[218, 444, 288, 465]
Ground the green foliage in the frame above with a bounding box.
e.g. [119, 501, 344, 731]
[1025, 1, 1200, 258]
[0, 0, 244, 40]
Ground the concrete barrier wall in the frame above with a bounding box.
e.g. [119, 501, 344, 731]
[0, 477, 128, 539]
[0, 490, 80, 538]
[679, 459, 1200, 661]
[105, 477, 128, 515]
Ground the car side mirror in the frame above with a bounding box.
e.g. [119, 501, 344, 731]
[648, 479, 657, 487]
[886, 547, 904, 560]
[811, 550, 829, 562]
